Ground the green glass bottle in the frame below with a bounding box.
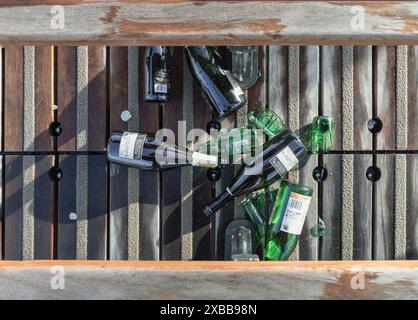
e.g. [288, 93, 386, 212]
[296, 116, 334, 154]
[265, 180, 313, 261]
[192, 127, 265, 161]
[248, 110, 285, 137]
[253, 191, 267, 214]
[310, 216, 326, 238]
[265, 186, 277, 220]
[240, 198, 266, 249]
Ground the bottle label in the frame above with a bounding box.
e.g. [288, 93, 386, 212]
[270, 146, 299, 176]
[119, 132, 146, 160]
[154, 83, 168, 93]
[280, 192, 312, 235]
[224, 70, 244, 97]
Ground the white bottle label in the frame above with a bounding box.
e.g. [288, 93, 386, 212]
[280, 192, 312, 235]
[119, 132, 139, 159]
[270, 146, 299, 176]
[154, 83, 168, 93]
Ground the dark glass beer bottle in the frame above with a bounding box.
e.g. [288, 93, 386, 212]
[185, 46, 246, 120]
[107, 131, 218, 170]
[145, 46, 171, 102]
[203, 128, 307, 216]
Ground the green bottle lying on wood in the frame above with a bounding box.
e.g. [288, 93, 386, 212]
[265, 180, 313, 261]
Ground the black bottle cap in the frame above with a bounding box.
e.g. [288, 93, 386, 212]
[366, 166, 381, 182]
[207, 168, 221, 182]
[206, 120, 221, 134]
[313, 166, 328, 183]
[49, 167, 63, 182]
[49, 122, 63, 137]
[367, 118, 383, 134]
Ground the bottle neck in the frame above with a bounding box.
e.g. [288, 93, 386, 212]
[191, 151, 218, 168]
[203, 189, 234, 216]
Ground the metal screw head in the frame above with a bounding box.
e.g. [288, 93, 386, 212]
[207, 168, 221, 182]
[367, 118, 383, 134]
[206, 120, 221, 134]
[69, 212, 77, 220]
[49, 167, 63, 182]
[49, 122, 63, 137]
[120, 110, 132, 122]
[313, 166, 328, 183]
[366, 166, 381, 182]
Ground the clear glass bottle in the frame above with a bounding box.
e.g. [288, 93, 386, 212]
[227, 46, 260, 90]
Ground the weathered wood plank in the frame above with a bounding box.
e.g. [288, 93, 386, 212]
[1, 2, 418, 45]
[4, 155, 54, 260]
[56, 155, 77, 259]
[406, 154, 418, 259]
[4, 156, 23, 260]
[353, 46, 372, 151]
[87, 46, 107, 151]
[33, 155, 54, 259]
[191, 67, 213, 260]
[87, 155, 108, 260]
[353, 155, 373, 260]
[268, 46, 288, 122]
[4, 46, 24, 151]
[108, 46, 129, 260]
[57, 46, 107, 151]
[375, 46, 396, 150]
[1, 260, 418, 300]
[161, 47, 183, 260]
[408, 46, 418, 150]
[57, 154, 107, 260]
[298, 46, 319, 261]
[321, 154, 342, 260]
[137, 47, 160, 260]
[34, 46, 54, 151]
[4, 46, 54, 151]
[57, 46, 77, 151]
[321, 46, 342, 150]
[374, 155, 395, 260]
[213, 47, 237, 260]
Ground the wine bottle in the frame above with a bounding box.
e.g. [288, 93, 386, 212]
[107, 131, 218, 170]
[203, 128, 307, 216]
[265, 180, 313, 261]
[145, 46, 171, 102]
[184, 46, 247, 120]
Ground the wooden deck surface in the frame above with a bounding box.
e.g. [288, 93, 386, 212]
[0, 45, 417, 262]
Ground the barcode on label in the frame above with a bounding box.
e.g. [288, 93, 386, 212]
[154, 83, 168, 93]
[288, 198, 302, 211]
[280, 192, 312, 235]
